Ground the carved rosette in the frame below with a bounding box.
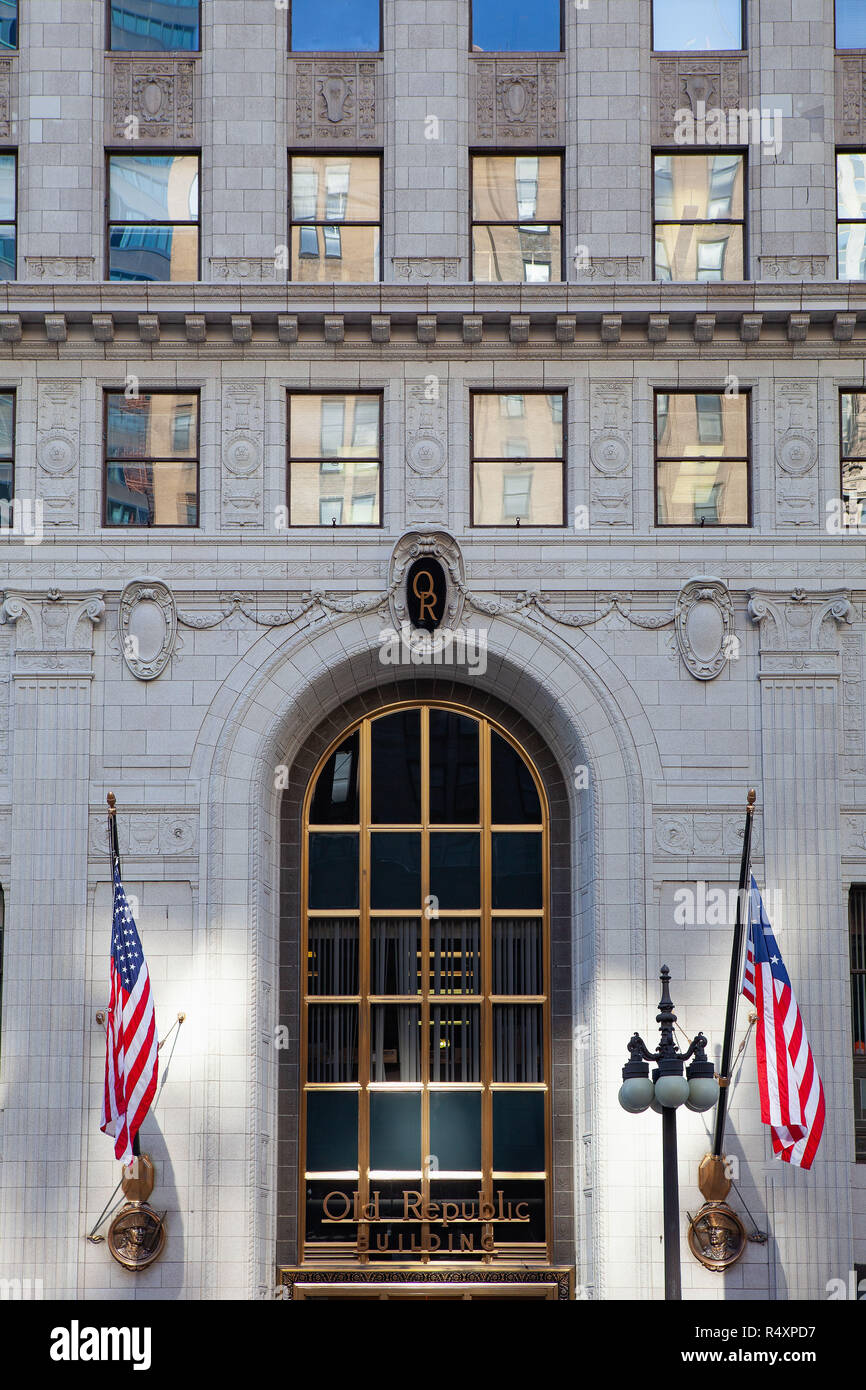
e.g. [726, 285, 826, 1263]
[405, 383, 447, 524]
[589, 382, 632, 527]
[210, 258, 278, 282]
[119, 579, 177, 681]
[36, 381, 81, 527]
[290, 58, 380, 144]
[573, 256, 645, 282]
[652, 53, 746, 142]
[222, 382, 264, 529]
[774, 381, 818, 527]
[25, 256, 96, 282]
[108, 57, 198, 143]
[759, 255, 829, 282]
[674, 579, 735, 681]
[471, 56, 563, 144]
[392, 257, 462, 282]
[89, 809, 196, 858]
[654, 810, 763, 858]
[388, 530, 465, 633]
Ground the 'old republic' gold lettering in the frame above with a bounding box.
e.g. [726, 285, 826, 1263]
[321, 1188, 531, 1225]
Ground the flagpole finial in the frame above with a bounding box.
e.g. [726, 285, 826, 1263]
[746, 788, 756, 812]
[107, 792, 117, 816]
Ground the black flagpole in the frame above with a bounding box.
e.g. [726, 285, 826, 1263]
[107, 792, 140, 1161]
[711, 788, 756, 1158]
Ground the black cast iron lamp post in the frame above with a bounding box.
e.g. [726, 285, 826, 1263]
[617, 965, 718, 1300]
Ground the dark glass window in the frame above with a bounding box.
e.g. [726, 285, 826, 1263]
[108, 154, 199, 282]
[491, 832, 543, 909]
[652, 0, 742, 50]
[370, 833, 422, 910]
[104, 391, 199, 527]
[0, 2, 15, 50]
[370, 1093, 422, 1169]
[0, 392, 13, 505]
[471, 0, 561, 52]
[370, 710, 421, 822]
[430, 1092, 482, 1170]
[110, 1, 200, 51]
[309, 731, 360, 824]
[491, 731, 541, 823]
[306, 1092, 358, 1169]
[493, 1091, 545, 1170]
[290, 0, 380, 51]
[429, 711, 479, 823]
[430, 833, 481, 910]
[308, 834, 359, 909]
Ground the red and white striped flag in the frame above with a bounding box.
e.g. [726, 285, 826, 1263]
[742, 875, 825, 1169]
[100, 861, 158, 1166]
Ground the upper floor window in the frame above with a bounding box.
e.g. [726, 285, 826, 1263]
[471, 0, 562, 52]
[652, 0, 743, 51]
[655, 390, 749, 526]
[109, 1, 200, 52]
[0, 153, 14, 281]
[290, 0, 380, 51]
[841, 392, 866, 523]
[0, 391, 14, 505]
[290, 155, 380, 282]
[849, 886, 866, 1162]
[472, 154, 562, 283]
[837, 153, 866, 280]
[0, 2, 16, 50]
[288, 392, 382, 526]
[104, 391, 199, 527]
[472, 391, 565, 526]
[837, 0, 866, 49]
[654, 152, 745, 281]
[108, 153, 199, 281]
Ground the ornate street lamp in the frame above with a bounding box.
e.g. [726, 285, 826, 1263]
[618, 965, 718, 1300]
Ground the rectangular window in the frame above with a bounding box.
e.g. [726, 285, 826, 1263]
[655, 390, 749, 526]
[290, 155, 380, 283]
[0, 2, 15, 50]
[654, 153, 745, 281]
[472, 154, 562, 283]
[288, 393, 382, 526]
[0, 391, 13, 505]
[104, 391, 199, 527]
[472, 392, 565, 526]
[109, 1, 200, 52]
[841, 392, 866, 524]
[290, 0, 380, 51]
[851, 887, 866, 1162]
[837, 0, 866, 49]
[0, 152, 16, 281]
[471, 0, 562, 52]
[837, 153, 866, 281]
[108, 153, 199, 281]
[652, 0, 742, 51]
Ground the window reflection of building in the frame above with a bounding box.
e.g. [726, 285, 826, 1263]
[108, 154, 199, 282]
[652, 0, 741, 51]
[841, 392, 866, 516]
[104, 391, 199, 527]
[0, 0, 15, 51]
[289, 393, 381, 526]
[291, 157, 380, 283]
[110, 1, 199, 52]
[472, 155, 561, 284]
[473, 392, 564, 525]
[654, 153, 745, 282]
[0, 391, 14, 505]
[837, 154, 866, 282]
[655, 391, 749, 526]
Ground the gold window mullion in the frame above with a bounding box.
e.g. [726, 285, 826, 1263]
[480, 718, 493, 1251]
[420, 704, 431, 1263]
[358, 717, 371, 1252]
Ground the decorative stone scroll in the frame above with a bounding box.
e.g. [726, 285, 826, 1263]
[119, 579, 177, 681]
[36, 380, 80, 527]
[405, 382, 447, 524]
[0, 590, 105, 678]
[652, 54, 746, 142]
[589, 381, 632, 527]
[748, 588, 852, 678]
[674, 579, 735, 681]
[472, 57, 562, 144]
[108, 57, 197, 143]
[222, 382, 264, 529]
[290, 58, 380, 145]
[773, 381, 818, 527]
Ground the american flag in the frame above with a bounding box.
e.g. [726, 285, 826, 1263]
[100, 861, 158, 1166]
[742, 875, 825, 1169]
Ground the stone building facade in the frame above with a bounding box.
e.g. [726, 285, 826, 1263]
[0, 0, 864, 1300]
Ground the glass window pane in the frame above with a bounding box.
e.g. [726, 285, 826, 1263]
[493, 1091, 545, 1171]
[291, 0, 380, 51]
[289, 460, 380, 526]
[307, 1004, 358, 1082]
[290, 225, 379, 282]
[0, 1, 15, 51]
[656, 393, 747, 459]
[307, 918, 359, 995]
[838, 154, 866, 220]
[473, 223, 561, 283]
[0, 392, 13, 458]
[429, 711, 479, 823]
[305, 1180, 357, 1242]
[656, 458, 749, 525]
[0, 460, 11, 504]
[430, 1093, 481, 1171]
[838, 222, 866, 281]
[290, 394, 379, 459]
[493, 1004, 544, 1081]
[473, 460, 564, 525]
[429, 918, 481, 995]
[105, 461, 198, 526]
[110, 0, 199, 51]
[107, 393, 199, 460]
[371, 1005, 422, 1081]
[472, 156, 561, 222]
[305, 1091, 358, 1170]
[471, 0, 560, 51]
[0, 224, 14, 280]
[370, 832, 421, 910]
[370, 1092, 422, 1171]
[310, 731, 360, 824]
[652, 0, 741, 50]
[654, 154, 744, 222]
[430, 833, 480, 910]
[491, 832, 542, 909]
[109, 155, 198, 222]
[429, 1006, 481, 1082]
[0, 155, 15, 220]
[655, 224, 743, 282]
[109, 224, 199, 282]
[371, 918, 422, 995]
[492, 1180, 546, 1243]
[370, 711, 421, 823]
[308, 833, 359, 909]
[473, 394, 563, 460]
[493, 919, 543, 994]
[491, 732, 542, 824]
[291, 156, 380, 222]
[837, 0, 866, 49]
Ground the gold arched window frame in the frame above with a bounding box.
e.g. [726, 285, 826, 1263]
[299, 700, 552, 1266]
